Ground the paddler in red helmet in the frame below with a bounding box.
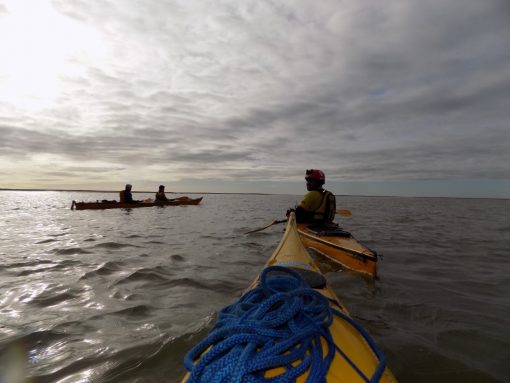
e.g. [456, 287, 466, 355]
[288, 169, 336, 224]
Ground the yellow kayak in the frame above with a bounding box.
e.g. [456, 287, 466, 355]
[182, 213, 396, 382]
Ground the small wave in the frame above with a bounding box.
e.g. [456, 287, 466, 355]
[35, 238, 57, 244]
[170, 254, 185, 262]
[84, 304, 155, 322]
[52, 248, 91, 255]
[1, 260, 54, 271]
[80, 261, 126, 279]
[107, 304, 153, 319]
[114, 272, 211, 290]
[14, 260, 82, 276]
[49, 232, 69, 238]
[91, 242, 141, 250]
[113, 267, 173, 285]
[17, 265, 57, 277]
[23, 286, 82, 307]
[56, 260, 83, 268]
[165, 277, 217, 290]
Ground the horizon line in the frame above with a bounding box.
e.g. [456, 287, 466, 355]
[0, 188, 507, 200]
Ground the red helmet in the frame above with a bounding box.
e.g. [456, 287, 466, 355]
[305, 169, 325, 184]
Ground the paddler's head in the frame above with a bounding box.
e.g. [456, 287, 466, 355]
[305, 169, 325, 191]
[159, 185, 165, 192]
[125, 184, 132, 191]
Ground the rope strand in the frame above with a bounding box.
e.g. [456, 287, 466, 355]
[184, 266, 385, 382]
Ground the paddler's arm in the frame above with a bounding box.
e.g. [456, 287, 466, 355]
[295, 205, 313, 223]
[287, 197, 313, 223]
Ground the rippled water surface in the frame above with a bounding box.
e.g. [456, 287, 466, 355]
[0, 191, 509, 382]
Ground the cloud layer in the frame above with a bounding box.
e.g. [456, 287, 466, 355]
[0, 0, 509, 195]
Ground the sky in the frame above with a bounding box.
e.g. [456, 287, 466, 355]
[0, 0, 509, 198]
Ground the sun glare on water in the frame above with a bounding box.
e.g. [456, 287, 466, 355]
[0, 0, 103, 111]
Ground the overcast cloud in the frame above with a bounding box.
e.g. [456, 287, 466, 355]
[0, 0, 509, 196]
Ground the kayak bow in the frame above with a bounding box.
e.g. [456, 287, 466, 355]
[182, 213, 396, 382]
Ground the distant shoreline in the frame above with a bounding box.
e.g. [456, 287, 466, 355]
[0, 188, 507, 200]
[0, 188, 276, 196]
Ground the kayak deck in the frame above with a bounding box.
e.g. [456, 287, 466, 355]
[71, 197, 202, 210]
[182, 213, 395, 382]
[297, 223, 378, 278]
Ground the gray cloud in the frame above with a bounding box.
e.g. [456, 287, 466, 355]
[0, 0, 508, 194]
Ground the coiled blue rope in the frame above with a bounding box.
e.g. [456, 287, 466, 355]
[184, 266, 386, 382]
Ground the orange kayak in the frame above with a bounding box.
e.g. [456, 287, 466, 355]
[297, 223, 378, 278]
[71, 196, 203, 210]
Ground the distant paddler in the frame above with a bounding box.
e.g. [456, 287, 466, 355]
[119, 184, 141, 203]
[155, 185, 169, 202]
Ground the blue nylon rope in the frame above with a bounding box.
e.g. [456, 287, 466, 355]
[184, 266, 386, 383]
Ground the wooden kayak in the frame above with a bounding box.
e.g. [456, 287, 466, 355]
[297, 223, 378, 278]
[182, 212, 396, 382]
[71, 197, 203, 210]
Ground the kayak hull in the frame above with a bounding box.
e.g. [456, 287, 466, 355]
[297, 223, 378, 278]
[72, 197, 202, 210]
[182, 214, 395, 382]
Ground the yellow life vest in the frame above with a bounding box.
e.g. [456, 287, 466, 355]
[299, 189, 336, 223]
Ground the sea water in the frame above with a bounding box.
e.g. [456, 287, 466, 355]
[0, 191, 509, 382]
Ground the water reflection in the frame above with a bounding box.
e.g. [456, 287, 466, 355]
[0, 191, 508, 382]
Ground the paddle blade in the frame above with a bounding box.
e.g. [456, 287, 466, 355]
[245, 219, 286, 234]
[336, 209, 352, 216]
